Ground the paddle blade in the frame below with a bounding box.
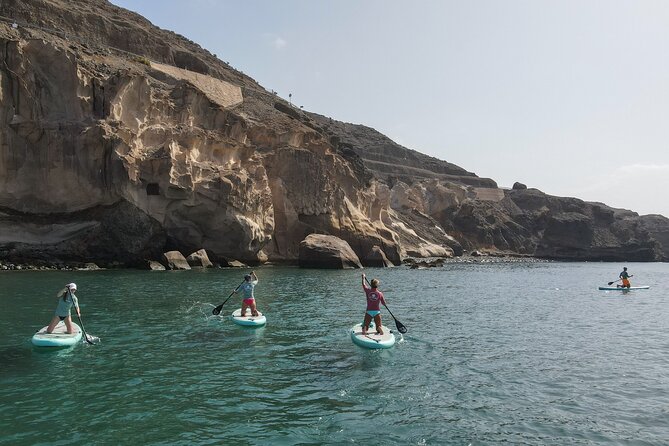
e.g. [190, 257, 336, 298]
[212, 305, 223, 316]
[84, 334, 100, 345]
[395, 320, 408, 334]
[607, 281, 615, 285]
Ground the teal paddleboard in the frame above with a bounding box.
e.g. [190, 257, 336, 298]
[598, 286, 650, 291]
[350, 323, 395, 349]
[231, 309, 266, 327]
[31, 322, 82, 347]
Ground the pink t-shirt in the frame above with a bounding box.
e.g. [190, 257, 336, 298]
[363, 285, 385, 311]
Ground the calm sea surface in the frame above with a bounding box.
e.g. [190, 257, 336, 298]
[1, 262, 668, 445]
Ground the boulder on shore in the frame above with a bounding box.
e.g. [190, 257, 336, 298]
[146, 260, 166, 271]
[162, 251, 191, 270]
[187, 249, 213, 268]
[298, 234, 363, 269]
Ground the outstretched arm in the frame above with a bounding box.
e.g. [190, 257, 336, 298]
[361, 273, 367, 289]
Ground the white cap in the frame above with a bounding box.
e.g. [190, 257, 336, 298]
[66, 283, 77, 291]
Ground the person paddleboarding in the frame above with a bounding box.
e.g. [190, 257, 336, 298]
[235, 271, 259, 317]
[361, 273, 387, 336]
[46, 283, 81, 334]
[618, 267, 633, 288]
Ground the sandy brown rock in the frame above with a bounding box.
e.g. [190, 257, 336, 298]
[187, 249, 213, 268]
[162, 251, 190, 270]
[298, 234, 363, 269]
[146, 260, 166, 271]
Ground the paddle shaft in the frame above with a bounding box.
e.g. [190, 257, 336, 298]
[212, 280, 245, 315]
[67, 289, 94, 345]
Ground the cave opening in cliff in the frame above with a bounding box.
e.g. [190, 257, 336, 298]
[146, 183, 160, 196]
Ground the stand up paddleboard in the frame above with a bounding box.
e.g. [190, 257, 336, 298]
[350, 323, 395, 349]
[31, 322, 82, 347]
[231, 309, 266, 327]
[598, 286, 650, 291]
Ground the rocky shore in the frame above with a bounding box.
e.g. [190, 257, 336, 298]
[1, 251, 552, 272]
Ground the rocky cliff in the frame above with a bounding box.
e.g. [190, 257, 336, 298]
[1, 0, 667, 267]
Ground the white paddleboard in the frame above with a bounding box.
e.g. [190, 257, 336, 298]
[598, 286, 650, 291]
[350, 323, 395, 349]
[231, 309, 266, 327]
[31, 322, 82, 347]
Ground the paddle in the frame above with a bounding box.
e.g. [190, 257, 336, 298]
[68, 289, 98, 345]
[365, 277, 408, 334]
[212, 280, 245, 315]
[75, 312, 98, 345]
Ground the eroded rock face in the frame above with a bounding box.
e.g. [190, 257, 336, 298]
[298, 234, 363, 269]
[0, 0, 667, 267]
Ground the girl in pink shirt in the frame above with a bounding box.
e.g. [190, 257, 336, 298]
[361, 273, 386, 335]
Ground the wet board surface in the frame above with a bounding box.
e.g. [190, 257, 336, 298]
[350, 323, 395, 349]
[31, 321, 82, 347]
[598, 286, 650, 291]
[231, 309, 266, 327]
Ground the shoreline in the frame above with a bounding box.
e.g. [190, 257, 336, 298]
[4, 255, 660, 272]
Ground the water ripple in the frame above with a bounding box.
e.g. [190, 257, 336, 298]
[1, 264, 668, 444]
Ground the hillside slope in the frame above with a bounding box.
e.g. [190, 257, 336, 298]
[1, 0, 667, 266]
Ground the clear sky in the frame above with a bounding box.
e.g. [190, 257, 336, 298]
[112, 0, 669, 217]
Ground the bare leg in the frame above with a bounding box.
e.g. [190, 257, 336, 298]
[64, 315, 75, 334]
[374, 314, 383, 335]
[240, 302, 248, 317]
[362, 313, 372, 335]
[46, 316, 60, 333]
[250, 300, 258, 317]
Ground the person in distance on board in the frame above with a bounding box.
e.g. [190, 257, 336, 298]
[235, 271, 259, 317]
[618, 267, 633, 288]
[361, 273, 387, 336]
[46, 283, 81, 334]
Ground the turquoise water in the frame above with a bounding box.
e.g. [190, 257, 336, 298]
[1, 262, 668, 445]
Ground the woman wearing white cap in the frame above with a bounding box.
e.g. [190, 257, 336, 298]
[46, 283, 81, 334]
[234, 271, 259, 317]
